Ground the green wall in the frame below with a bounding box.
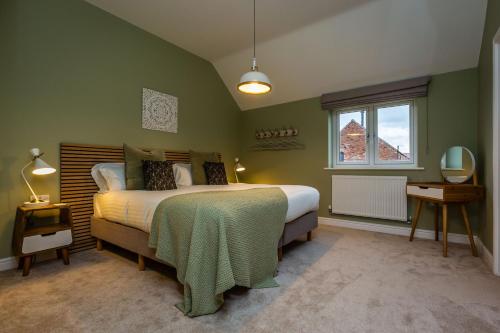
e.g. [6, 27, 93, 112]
[477, 0, 500, 252]
[0, 0, 488, 261]
[240, 68, 479, 234]
[0, 0, 241, 259]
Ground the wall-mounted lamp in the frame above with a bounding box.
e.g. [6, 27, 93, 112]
[234, 157, 246, 183]
[21, 148, 56, 207]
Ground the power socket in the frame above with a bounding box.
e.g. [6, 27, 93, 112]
[30, 194, 50, 202]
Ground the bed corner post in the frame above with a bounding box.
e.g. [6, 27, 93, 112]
[96, 239, 103, 251]
[138, 254, 145, 271]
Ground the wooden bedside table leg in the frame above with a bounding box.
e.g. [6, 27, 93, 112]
[460, 204, 478, 257]
[61, 248, 70, 265]
[442, 204, 448, 257]
[307, 231, 312, 241]
[434, 204, 439, 241]
[409, 200, 422, 241]
[22, 255, 32, 276]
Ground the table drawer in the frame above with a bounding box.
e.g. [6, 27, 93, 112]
[22, 229, 72, 254]
[407, 185, 444, 200]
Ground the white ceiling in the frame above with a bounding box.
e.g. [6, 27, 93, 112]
[85, 0, 487, 110]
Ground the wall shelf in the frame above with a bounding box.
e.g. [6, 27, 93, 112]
[249, 138, 305, 151]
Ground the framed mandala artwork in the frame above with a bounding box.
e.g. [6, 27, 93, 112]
[142, 88, 178, 133]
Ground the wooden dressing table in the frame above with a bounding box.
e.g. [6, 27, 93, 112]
[406, 173, 484, 257]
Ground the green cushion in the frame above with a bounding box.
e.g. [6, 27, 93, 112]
[124, 143, 165, 190]
[189, 150, 219, 185]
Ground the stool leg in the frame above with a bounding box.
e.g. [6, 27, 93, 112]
[460, 204, 478, 257]
[22, 256, 32, 276]
[434, 204, 439, 241]
[442, 204, 448, 257]
[410, 200, 423, 241]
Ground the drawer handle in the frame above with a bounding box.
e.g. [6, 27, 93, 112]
[418, 186, 429, 189]
[41, 232, 56, 237]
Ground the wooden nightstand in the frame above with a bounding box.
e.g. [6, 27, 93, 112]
[407, 182, 484, 257]
[12, 204, 74, 276]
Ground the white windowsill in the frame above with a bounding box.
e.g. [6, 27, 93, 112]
[324, 166, 425, 171]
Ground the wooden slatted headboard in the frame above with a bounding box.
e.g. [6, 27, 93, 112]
[60, 143, 221, 252]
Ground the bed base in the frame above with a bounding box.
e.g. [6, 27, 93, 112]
[91, 211, 318, 270]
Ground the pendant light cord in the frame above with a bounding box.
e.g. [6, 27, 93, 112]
[253, 0, 256, 58]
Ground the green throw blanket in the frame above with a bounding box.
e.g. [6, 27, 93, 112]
[148, 188, 288, 317]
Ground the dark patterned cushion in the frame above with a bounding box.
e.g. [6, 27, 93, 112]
[203, 162, 228, 185]
[142, 160, 177, 191]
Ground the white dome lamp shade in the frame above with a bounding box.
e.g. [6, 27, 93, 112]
[237, 0, 272, 95]
[238, 58, 272, 94]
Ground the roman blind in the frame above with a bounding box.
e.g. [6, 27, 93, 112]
[321, 76, 431, 110]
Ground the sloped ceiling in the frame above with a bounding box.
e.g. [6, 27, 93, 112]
[85, 0, 487, 110]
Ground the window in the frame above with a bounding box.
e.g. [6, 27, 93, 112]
[330, 101, 417, 169]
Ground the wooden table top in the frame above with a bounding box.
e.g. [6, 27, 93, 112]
[18, 203, 70, 212]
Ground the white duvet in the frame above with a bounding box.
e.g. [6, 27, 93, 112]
[94, 183, 320, 232]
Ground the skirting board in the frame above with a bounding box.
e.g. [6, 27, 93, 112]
[477, 237, 494, 272]
[0, 256, 17, 272]
[319, 217, 494, 272]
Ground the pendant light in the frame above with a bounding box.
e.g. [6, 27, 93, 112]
[237, 0, 272, 95]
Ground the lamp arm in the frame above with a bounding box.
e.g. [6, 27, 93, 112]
[234, 166, 239, 183]
[21, 161, 39, 202]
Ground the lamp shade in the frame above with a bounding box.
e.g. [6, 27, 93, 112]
[32, 158, 56, 175]
[235, 162, 246, 172]
[237, 70, 272, 95]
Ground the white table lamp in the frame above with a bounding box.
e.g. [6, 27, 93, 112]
[21, 148, 56, 207]
[234, 157, 246, 183]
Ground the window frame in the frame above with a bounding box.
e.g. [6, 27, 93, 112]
[329, 99, 418, 169]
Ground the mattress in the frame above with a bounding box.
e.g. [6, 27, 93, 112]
[94, 183, 320, 232]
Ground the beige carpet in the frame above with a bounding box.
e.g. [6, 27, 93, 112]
[1, 225, 500, 333]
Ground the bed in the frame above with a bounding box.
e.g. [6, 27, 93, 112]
[60, 143, 319, 266]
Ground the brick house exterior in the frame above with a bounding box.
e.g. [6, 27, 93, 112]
[340, 120, 409, 161]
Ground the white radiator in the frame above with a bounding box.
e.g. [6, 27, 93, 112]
[331, 175, 408, 221]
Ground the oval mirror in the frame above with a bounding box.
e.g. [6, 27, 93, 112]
[440, 146, 475, 184]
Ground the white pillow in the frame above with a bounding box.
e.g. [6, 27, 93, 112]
[90, 163, 124, 192]
[99, 164, 126, 191]
[173, 163, 192, 187]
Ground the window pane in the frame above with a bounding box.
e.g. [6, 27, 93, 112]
[339, 109, 368, 162]
[377, 104, 411, 161]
